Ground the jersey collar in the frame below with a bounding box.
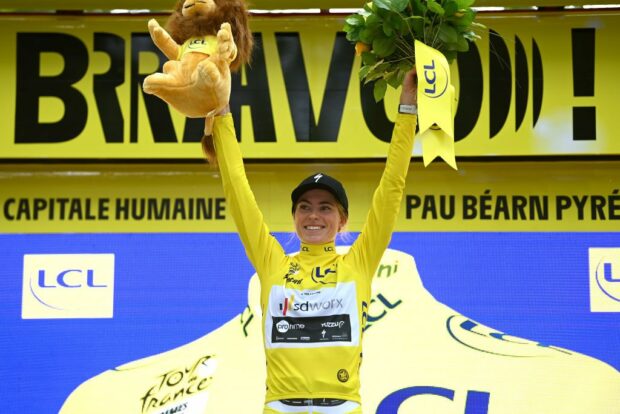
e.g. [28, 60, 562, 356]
[299, 241, 337, 256]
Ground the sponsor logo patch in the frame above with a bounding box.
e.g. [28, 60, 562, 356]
[22, 253, 114, 319]
[272, 315, 351, 343]
[267, 282, 360, 349]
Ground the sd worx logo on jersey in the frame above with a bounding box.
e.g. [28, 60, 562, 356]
[22, 254, 114, 319]
[589, 248, 620, 312]
[279, 294, 344, 316]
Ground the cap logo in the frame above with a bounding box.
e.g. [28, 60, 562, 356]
[313, 173, 323, 183]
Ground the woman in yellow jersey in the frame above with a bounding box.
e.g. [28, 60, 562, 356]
[210, 69, 418, 414]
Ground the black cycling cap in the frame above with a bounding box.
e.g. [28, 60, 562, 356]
[291, 173, 349, 215]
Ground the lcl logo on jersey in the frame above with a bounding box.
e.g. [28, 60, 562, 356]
[589, 248, 620, 312]
[22, 254, 115, 319]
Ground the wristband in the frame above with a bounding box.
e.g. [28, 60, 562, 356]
[398, 104, 417, 114]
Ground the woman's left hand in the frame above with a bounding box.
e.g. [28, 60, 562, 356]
[400, 68, 418, 106]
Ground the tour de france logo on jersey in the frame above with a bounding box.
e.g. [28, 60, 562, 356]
[22, 254, 115, 319]
[589, 248, 620, 312]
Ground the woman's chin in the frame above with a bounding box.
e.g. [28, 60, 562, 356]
[300, 234, 326, 245]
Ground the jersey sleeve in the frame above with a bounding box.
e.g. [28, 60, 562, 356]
[212, 114, 286, 281]
[346, 113, 417, 279]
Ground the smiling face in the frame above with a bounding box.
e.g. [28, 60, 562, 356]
[293, 189, 348, 245]
[182, 0, 216, 17]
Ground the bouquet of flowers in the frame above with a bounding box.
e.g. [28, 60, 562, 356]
[344, 0, 484, 101]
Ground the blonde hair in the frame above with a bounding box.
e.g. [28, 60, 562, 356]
[336, 203, 348, 231]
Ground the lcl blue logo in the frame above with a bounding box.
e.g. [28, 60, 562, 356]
[423, 60, 448, 98]
[377, 386, 490, 413]
[37, 269, 107, 288]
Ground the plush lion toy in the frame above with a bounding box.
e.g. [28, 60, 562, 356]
[143, 0, 253, 162]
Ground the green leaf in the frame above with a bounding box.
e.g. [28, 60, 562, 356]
[373, 35, 397, 57]
[359, 64, 372, 79]
[364, 61, 390, 83]
[345, 14, 365, 27]
[399, 18, 412, 36]
[438, 23, 458, 43]
[443, 50, 458, 63]
[383, 12, 403, 37]
[410, 0, 427, 15]
[456, 36, 470, 51]
[345, 28, 361, 42]
[444, 41, 459, 51]
[383, 20, 394, 36]
[375, 6, 392, 19]
[361, 51, 378, 65]
[391, 0, 410, 12]
[360, 27, 379, 43]
[396, 68, 407, 85]
[366, 13, 383, 28]
[398, 60, 414, 72]
[389, 12, 404, 31]
[409, 16, 424, 38]
[456, 0, 475, 8]
[454, 9, 475, 27]
[373, 0, 391, 10]
[373, 78, 388, 102]
[443, 1, 459, 16]
[427, 0, 445, 15]
[386, 70, 402, 88]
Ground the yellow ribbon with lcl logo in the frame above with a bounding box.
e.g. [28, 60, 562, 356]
[414, 40, 457, 170]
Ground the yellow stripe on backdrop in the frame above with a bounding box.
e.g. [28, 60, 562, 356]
[0, 11, 619, 159]
[0, 161, 618, 233]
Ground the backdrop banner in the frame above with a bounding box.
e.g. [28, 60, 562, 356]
[1, 11, 619, 159]
[1, 161, 618, 233]
[2, 236, 619, 413]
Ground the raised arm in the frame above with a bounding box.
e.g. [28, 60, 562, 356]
[346, 70, 418, 277]
[212, 106, 286, 280]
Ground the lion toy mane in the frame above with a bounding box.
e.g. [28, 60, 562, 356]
[143, 0, 253, 144]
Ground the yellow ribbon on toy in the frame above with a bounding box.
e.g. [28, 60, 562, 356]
[414, 40, 457, 170]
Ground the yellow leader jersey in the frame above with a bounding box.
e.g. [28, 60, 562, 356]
[212, 113, 416, 403]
